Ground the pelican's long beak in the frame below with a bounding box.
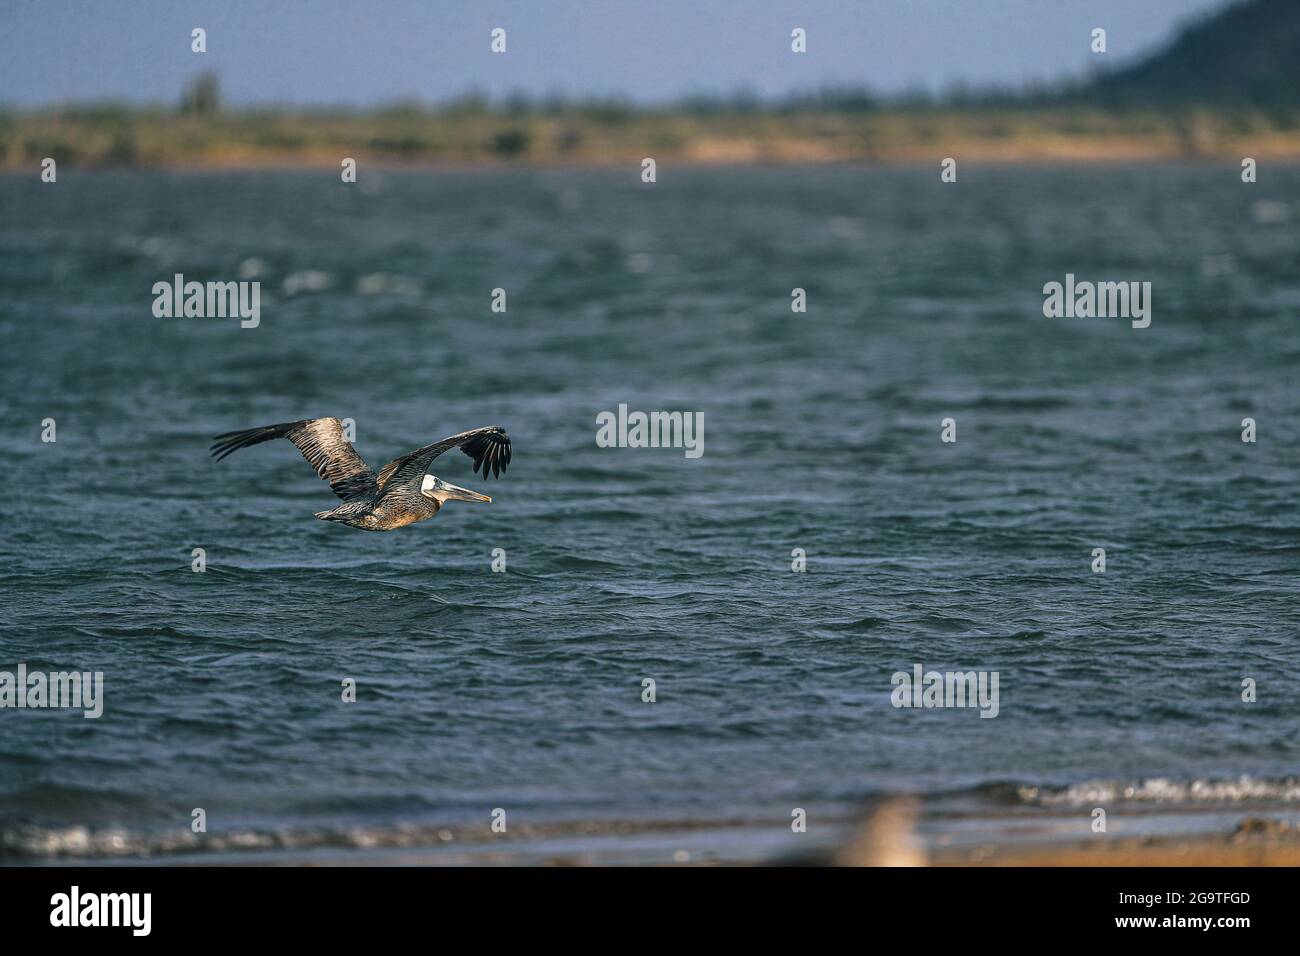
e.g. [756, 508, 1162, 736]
[437, 480, 491, 503]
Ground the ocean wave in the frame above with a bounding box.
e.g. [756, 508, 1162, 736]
[1017, 775, 1300, 807]
[0, 815, 769, 862]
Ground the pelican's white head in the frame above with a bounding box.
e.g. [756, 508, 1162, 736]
[421, 473, 492, 504]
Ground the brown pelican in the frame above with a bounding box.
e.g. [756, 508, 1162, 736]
[210, 418, 510, 531]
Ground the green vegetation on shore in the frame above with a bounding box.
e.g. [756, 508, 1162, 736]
[4, 88, 1300, 170]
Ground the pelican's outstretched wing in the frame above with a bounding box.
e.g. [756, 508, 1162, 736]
[210, 417, 378, 500]
[374, 425, 511, 502]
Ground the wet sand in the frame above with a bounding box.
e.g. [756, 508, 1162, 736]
[836, 800, 1300, 867]
[74, 804, 1297, 866]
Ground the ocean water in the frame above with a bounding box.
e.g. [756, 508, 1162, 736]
[1, 166, 1298, 863]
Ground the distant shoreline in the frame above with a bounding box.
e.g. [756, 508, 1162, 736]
[6, 106, 1300, 170]
[8, 155, 1300, 174]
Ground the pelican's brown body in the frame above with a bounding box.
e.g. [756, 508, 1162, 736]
[211, 417, 511, 532]
[316, 494, 441, 531]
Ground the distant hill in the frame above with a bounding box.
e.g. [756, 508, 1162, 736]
[1084, 0, 1300, 107]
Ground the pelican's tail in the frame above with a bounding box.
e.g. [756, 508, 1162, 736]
[313, 500, 373, 527]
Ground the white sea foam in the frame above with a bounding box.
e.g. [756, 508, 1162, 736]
[1020, 776, 1300, 807]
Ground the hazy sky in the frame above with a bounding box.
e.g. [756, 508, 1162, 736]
[1, 0, 1232, 106]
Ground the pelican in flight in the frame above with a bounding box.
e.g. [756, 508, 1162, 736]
[210, 418, 511, 531]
